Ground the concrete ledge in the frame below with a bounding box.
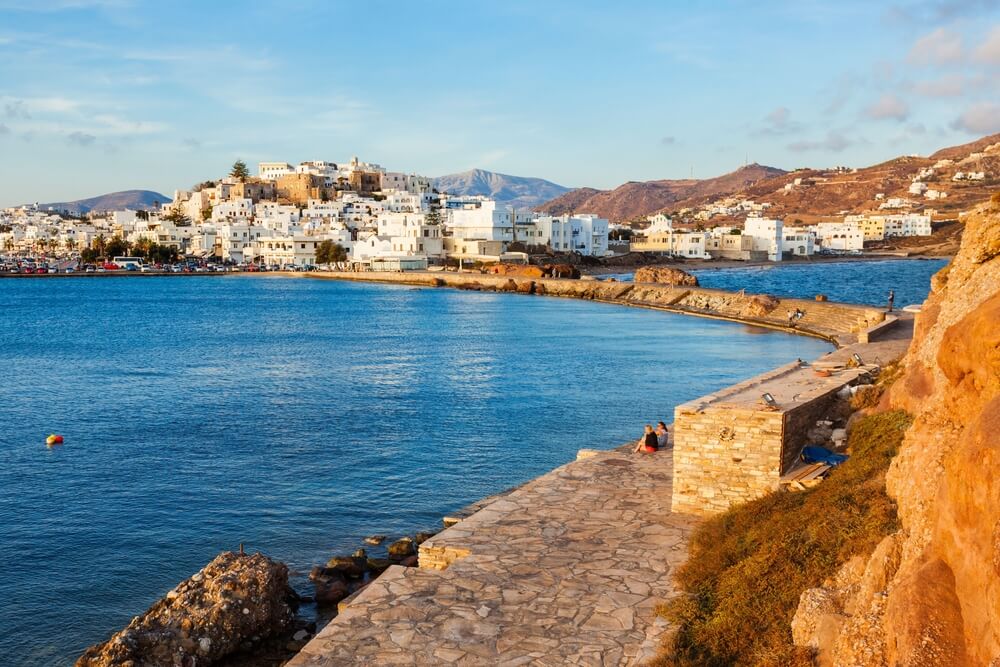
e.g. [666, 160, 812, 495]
[858, 313, 898, 344]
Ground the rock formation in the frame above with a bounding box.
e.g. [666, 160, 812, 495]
[77, 552, 296, 667]
[792, 200, 1000, 666]
[634, 265, 699, 286]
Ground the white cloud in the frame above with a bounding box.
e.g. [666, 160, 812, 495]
[973, 25, 1000, 65]
[865, 93, 910, 121]
[907, 28, 963, 65]
[787, 131, 854, 153]
[950, 102, 1000, 134]
[758, 106, 804, 135]
[910, 73, 967, 97]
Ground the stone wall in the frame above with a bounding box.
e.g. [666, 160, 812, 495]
[670, 363, 860, 516]
[671, 405, 785, 515]
[307, 271, 883, 345]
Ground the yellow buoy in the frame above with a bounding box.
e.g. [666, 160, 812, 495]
[46, 434, 64, 446]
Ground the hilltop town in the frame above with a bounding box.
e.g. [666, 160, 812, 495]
[2, 133, 997, 273]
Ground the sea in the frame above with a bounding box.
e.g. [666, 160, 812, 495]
[0, 259, 943, 665]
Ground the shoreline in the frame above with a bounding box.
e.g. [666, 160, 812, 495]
[0, 252, 952, 280]
[294, 270, 889, 348]
[581, 251, 950, 275]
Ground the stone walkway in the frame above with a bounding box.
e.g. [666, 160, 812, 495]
[287, 447, 696, 666]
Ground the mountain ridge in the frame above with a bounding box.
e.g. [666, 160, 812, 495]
[538, 164, 787, 222]
[33, 190, 171, 216]
[538, 132, 1000, 222]
[433, 168, 572, 210]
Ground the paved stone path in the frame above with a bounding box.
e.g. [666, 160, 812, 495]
[287, 447, 696, 666]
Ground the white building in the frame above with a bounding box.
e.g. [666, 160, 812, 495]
[530, 214, 610, 256]
[448, 199, 518, 243]
[381, 172, 432, 194]
[376, 212, 444, 259]
[212, 198, 254, 223]
[258, 162, 294, 180]
[781, 226, 815, 257]
[743, 217, 784, 261]
[252, 235, 318, 267]
[811, 222, 864, 252]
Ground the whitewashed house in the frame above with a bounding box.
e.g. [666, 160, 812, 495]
[743, 217, 784, 261]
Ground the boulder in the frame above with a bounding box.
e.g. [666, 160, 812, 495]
[415, 530, 437, 545]
[77, 552, 296, 667]
[738, 294, 780, 318]
[484, 263, 545, 278]
[387, 537, 416, 560]
[366, 558, 392, 574]
[363, 535, 387, 546]
[313, 576, 350, 605]
[634, 266, 699, 286]
[323, 556, 365, 578]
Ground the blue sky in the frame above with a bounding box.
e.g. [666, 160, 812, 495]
[0, 0, 998, 205]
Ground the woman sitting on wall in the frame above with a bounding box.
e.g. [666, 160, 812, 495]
[633, 424, 659, 454]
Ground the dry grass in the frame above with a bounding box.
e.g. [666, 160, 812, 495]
[654, 410, 912, 667]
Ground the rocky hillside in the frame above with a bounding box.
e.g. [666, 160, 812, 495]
[792, 196, 1000, 665]
[538, 164, 785, 222]
[37, 190, 170, 215]
[433, 168, 572, 210]
[540, 133, 1000, 223]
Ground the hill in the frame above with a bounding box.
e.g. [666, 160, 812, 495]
[37, 190, 170, 215]
[433, 169, 572, 210]
[540, 133, 1000, 223]
[538, 164, 786, 222]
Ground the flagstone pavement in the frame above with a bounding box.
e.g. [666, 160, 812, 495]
[286, 445, 696, 666]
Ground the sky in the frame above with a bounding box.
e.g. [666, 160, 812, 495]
[0, 0, 999, 206]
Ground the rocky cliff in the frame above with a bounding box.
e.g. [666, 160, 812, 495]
[792, 199, 1000, 665]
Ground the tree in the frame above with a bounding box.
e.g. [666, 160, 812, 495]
[133, 237, 152, 258]
[316, 240, 348, 265]
[93, 234, 107, 258]
[230, 159, 250, 182]
[425, 209, 442, 226]
[163, 208, 192, 226]
[105, 236, 129, 259]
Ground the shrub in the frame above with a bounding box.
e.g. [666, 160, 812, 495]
[657, 410, 912, 666]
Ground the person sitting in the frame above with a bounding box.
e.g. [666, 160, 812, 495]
[655, 421, 670, 449]
[633, 424, 659, 454]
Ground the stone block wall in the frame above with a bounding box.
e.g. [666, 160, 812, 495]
[671, 406, 786, 515]
[670, 369, 851, 516]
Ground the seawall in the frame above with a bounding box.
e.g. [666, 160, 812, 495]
[297, 271, 889, 347]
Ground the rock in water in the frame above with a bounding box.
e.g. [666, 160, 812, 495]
[387, 537, 416, 560]
[633, 266, 699, 286]
[77, 551, 296, 667]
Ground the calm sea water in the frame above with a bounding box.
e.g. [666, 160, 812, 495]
[0, 265, 930, 665]
[608, 258, 947, 307]
[690, 258, 948, 307]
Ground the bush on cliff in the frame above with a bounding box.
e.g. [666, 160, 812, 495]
[658, 410, 912, 667]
